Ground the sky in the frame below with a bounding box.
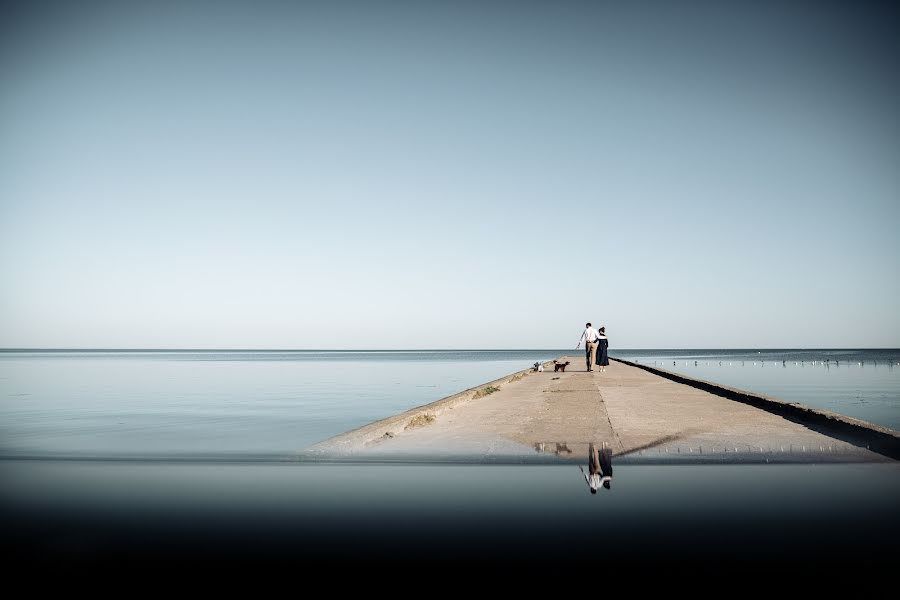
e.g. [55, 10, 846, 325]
[1, 0, 898, 349]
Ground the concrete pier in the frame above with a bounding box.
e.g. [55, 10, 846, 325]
[308, 356, 898, 462]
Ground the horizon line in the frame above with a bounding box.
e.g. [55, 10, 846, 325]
[2, 347, 899, 352]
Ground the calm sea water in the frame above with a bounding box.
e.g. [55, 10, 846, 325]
[0, 350, 563, 458]
[2, 460, 898, 572]
[611, 349, 900, 430]
[1, 348, 897, 459]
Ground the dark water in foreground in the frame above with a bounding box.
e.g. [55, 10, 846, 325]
[2, 460, 897, 575]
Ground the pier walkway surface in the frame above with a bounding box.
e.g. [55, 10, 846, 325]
[309, 357, 898, 463]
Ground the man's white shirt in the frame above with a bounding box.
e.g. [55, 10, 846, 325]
[579, 327, 600, 346]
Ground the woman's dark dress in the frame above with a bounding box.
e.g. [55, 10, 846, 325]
[597, 337, 609, 366]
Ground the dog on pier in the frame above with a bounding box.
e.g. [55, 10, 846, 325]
[553, 360, 570, 372]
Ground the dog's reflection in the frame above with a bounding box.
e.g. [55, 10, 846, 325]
[533, 442, 573, 456]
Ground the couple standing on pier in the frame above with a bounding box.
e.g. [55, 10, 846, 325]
[575, 322, 609, 372]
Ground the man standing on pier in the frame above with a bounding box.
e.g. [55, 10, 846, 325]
[576, 322, 600, 372]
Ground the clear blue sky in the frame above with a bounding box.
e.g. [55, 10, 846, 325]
[1, 0, 898, 349]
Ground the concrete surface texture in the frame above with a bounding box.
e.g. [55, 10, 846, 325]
[308, 357, 893, 462]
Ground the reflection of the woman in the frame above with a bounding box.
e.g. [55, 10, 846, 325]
[581, 442, 612, 494]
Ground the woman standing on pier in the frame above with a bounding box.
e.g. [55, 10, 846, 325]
[596, 327, 609, 372]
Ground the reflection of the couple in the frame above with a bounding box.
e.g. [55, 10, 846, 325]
[582, 442, 612, 494]
[533, 440, 614, 494]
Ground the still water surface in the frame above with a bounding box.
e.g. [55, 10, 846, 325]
[1, 349, 897, 459]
